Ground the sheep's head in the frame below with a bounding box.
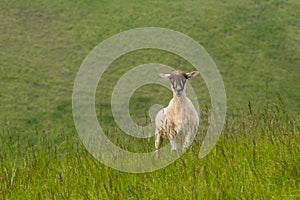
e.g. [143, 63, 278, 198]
[160, 70, 200, 97]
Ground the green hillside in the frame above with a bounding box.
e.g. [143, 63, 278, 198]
[1, 0, 299, 127]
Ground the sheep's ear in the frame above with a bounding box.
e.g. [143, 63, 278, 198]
[186, 71, 200, 79]
[159, 73, 170, 80]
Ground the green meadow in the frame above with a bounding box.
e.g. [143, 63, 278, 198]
[1, 0, 299, 199]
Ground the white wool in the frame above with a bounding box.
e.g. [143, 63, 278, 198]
[155, 71, 199, 153]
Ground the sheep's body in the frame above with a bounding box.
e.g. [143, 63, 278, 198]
[155, 70, 199, 153]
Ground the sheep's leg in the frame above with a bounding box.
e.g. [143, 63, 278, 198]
[169, 129, 180, 153]
[170, 134, 181, 154]
[170, 139, 178, 153]
[183, 132, 192, 150]
[155, 131, 162, 155]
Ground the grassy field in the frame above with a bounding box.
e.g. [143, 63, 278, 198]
[1, 103, 299, 199]
[1, 0, 299, 199]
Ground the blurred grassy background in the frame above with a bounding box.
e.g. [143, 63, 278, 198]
[1, 0, 299, 129]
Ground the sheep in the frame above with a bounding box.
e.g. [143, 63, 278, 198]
[155, 70, 200, 154]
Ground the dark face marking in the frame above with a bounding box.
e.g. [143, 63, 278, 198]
[169, 70, 187, 97]
[160, 70, 199, 97]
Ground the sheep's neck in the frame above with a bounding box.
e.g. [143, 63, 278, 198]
[173, 92, 187, 106]
[166, 93, 187, 131]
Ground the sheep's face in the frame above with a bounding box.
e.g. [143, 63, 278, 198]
[160, 70, 200, 97]
[170, 72, 187, 97]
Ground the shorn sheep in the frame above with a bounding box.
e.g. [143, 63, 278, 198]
[155, 70, 200, 154]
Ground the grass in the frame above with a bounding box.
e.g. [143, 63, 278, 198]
[0, 102, 299, 199]
[0, 0, 300, 199]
